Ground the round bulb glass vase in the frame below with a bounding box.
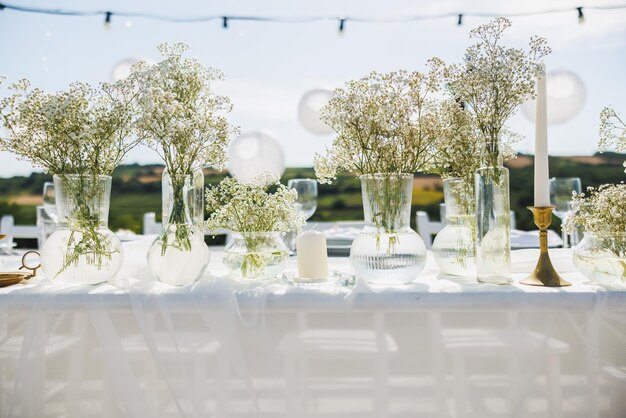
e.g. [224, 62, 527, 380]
[350, 173, 426, 285]
[147, 170, 210, 286]
[223, 232, 289, 280]
[573, 232, 626, 285]
[41, 175, 123, 285]
[433, 178, 476, 277]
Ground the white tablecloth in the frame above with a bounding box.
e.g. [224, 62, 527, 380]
[1, 238, 625, 418]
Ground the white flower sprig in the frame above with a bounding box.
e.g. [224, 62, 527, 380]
[314, 60, 444, 184]
[599, 106, 626, 172]
[130, 43, 238, 182]
[205, 172, 305, 234]
[0, 76, 138, 275]
[0, 78, 138, 175]
[444, 17, 550, 157]
[564, 183, 626, 235]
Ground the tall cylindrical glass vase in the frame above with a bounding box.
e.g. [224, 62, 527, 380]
[475, 142, 512, 284]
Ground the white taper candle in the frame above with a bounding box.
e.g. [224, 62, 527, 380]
[534, 63, 551, 207]
[296, 230, 329, 280]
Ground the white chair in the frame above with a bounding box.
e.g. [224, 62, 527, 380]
[143, 212, 161, 235]
[277, 312, 398, 417]
[0, 215, 40, 250]
[604, 366, 626, 417]
[415, 211, 443, 249]
[120, 331, 229, 417]
[436, 312, 569, 418]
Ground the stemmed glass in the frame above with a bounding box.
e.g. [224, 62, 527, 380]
[37, 181, 58, 248]
[286, 178, 318, 254]
[549, 177, 582, 248]
[42, 181, 58, 223]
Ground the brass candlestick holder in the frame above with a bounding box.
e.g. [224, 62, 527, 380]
[520, 206, 571, 287]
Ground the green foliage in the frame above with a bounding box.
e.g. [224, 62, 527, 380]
[0, 156, 623, 235]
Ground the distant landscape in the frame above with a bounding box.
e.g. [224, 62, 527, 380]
[0, 153, 624, 246]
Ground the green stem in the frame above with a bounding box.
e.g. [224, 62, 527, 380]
[160, 176, 193, 255]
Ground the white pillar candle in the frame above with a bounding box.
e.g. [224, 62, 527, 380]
[534, 63, 551, 207]
[296, 230, 329, 280]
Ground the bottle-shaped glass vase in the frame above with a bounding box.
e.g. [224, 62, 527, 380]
[432, 178, 476, 277]
[41, 174, 123, 285]
[350, 173, 426, 285]
[475, 141, 512, 284]
[147, 171, 210, 286]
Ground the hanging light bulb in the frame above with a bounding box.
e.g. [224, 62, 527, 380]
[104, 11, 112, 29]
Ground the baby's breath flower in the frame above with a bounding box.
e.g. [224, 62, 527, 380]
[0, 76, 139, 275]
[444, 18, 549, 156]
[205, 172, 305, 234]
[564, 183, 626, 235]
[0, 78, 138, 175]
[314, 60, 444, 183]
[130, 43, 238, 184]
[598, 106, 626, 172]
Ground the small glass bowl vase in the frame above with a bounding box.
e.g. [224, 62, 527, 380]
[432, 178, 476, 277]
[349, 173, 426, 285]
[223, 232, 289, 280]
[573, 232, 626, 285]
[41, 174, 123, 285]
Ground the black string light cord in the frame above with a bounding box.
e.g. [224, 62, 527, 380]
[0, 2, 625, 30]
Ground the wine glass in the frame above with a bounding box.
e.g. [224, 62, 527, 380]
[286, 178, 318, 253]
[43, 181, 57, 223]
[288, 178, 318, 221]
[549, 177, 582, 248]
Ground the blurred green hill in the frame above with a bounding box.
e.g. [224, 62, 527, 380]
[0, 153, 623, 236]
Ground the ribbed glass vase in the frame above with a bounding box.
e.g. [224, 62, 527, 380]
[350, 173, 426, 285]
[41, 174, 123, 284]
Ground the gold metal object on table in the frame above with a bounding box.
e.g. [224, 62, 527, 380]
[0, 250, 40, 288]
[520, 206, 571, 287]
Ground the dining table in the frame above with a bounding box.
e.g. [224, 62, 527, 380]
[1, 236, 625, 418]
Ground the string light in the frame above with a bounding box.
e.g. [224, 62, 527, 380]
[0, 2, 622, 28]
[577, 7, 585, 24]
[104, 11, 112, 29]
[339, 18, 346, 33]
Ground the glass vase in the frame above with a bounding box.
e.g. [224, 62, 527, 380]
[475, 142, 512, 284]
[573, 232, 626, 285]
[350, 173, 426, 285]
[41, 175, 122, 285]
[223, 232, 289, 280]
[162, 168, 204, 226]
[433, 178, 476, 277]
[147, 171, 210, 286]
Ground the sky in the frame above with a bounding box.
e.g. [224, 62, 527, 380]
[0, 0, 625, 177]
